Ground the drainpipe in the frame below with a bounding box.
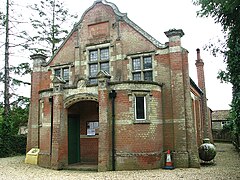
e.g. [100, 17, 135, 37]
[49, 96, 53, 158]
[109, 90, 117, 171]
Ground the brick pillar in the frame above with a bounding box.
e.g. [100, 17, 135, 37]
[97, 71, 111, 172]
[50, 77, 67, 169]
[182, 52, 200, 168]
[27, 54, 47, 151]
[195, 49, 212, 141]
[164, 29, 199, 167]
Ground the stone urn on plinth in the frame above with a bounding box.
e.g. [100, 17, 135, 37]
[198, 138, 216, 164]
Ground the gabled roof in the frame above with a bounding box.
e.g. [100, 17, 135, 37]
[45, 0, 166, 65]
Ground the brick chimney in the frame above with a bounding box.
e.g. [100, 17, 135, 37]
[195, 49, 212, 141]
[195, 48, 205, 91]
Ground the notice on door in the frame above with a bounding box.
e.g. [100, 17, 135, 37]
[87, 121, 99, 136]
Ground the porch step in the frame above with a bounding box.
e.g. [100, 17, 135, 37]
[65, 163, 98, 171]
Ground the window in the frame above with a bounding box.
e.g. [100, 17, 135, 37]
[100, 48, 109, 60]
[54, 67, 70, 84]
[89, 50, 98, 62]
[133, 73, 141, 81]
[89, 64, 98, 77]
[132, 56, 153, 81]
[135, 96, 146, 120]
[88, 47, 110, 84]
[133, 58, 141, 70]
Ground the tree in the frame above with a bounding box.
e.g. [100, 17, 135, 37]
[193, 0, 240, 133]
[0, 0, 31, 136]
[29, 0, 77, 56]
[0, 0, 77, 137]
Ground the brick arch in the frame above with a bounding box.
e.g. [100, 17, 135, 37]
[64, 93, 98, 108]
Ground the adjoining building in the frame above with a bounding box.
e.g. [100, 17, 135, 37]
[212, 110, 231, 142]
[26, 0, 212, 171]
[212, 110, 230, 130]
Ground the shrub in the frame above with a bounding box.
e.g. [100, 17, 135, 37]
[0, 135, 27, 158]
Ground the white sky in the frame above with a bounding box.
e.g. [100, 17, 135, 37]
[1, 0, 232, 110]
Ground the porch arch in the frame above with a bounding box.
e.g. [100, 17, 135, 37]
[64, 93, 98, 108]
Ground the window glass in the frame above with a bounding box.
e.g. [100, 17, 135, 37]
[63, 68, 69, 81]
[143, 56, 152, 69]
[144, 71, 153, 81]
[100, 48, 109, 60]
[89, 64, 98, 77]
[54, 69, 61, 77]
[132, 58, 141, 70]
[100, 62, 109, 73]
[89, 78, 98, 85]
[136, 96, 145, 120]
[133, 72, 141, 81]
[89, 50, 98, 61]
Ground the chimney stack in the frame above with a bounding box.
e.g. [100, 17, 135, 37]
[195, 48, 205, 91]
[195, 48, 212, 140]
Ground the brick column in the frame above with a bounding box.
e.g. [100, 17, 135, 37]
[164, 29, 199, 167]
[182, 52, 200, 168]
[50, 77, 67, 169]
[27, 54, 47, 151]
[97, 71, 111, 172]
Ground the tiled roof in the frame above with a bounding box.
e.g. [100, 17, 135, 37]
[212, 110, 230, 121]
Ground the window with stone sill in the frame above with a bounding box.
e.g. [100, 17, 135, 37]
[54, 67, 70, 85]
[88, 47, 110, 85]
[133, 92, 150, 123]
[132, 56, 153, 81]
[135, 96, 146, 120]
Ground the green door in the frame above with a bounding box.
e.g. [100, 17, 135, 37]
[68, 116, 80, 164]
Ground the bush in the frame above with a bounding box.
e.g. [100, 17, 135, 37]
[0, 135, 27, 158]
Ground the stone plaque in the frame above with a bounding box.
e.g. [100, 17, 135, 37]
[88, 22, 109, 38]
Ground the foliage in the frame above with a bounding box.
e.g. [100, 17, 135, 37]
[0, 135, 27, 158]
[0, 0, 77, 157]
[193, 0, 240, 134]
[0, 102, 28, 157]
[29, 0, 78, 56]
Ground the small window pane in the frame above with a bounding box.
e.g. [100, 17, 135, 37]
[89, 78, 98, 85]
[100, 62, 109, 73]
[143, 56, 152, 69]
[55, 69, 61, 77]
[89, 50, 98, 61]
[136, 96, 145, 120]
[63, 68, 69, 81]
[100, 48, 109, 60]
[144, 71, 153, 81]
[132, 58, 141, 70]
[89, 64, 98, 77]
[133, 72, 141, 81]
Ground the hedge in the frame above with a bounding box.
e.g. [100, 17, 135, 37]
[0, 135, 27, 158]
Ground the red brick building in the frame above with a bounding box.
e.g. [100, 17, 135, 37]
[26, 0, 212, 171]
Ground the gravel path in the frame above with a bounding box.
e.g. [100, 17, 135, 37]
[0, 143, 239, 180]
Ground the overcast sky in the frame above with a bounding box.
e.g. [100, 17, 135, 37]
[1, 0, 232, 110]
